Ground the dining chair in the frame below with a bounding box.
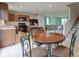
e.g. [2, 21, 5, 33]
[52, 30, 77, 57]
[20, 34, 48, 57]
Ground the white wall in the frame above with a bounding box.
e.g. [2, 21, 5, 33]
[63, 4, 79, 35]
[37, 15, 44, 27]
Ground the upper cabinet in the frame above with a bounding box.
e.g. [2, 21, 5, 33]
[19, 15, 30, 21]
[9, 13, 30, 21]
[0, 2, 8, 20]
[9, 13, 18, 21]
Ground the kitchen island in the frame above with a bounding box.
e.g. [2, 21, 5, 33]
[0, 26, 16, 48]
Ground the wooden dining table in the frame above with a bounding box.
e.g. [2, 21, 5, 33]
[33, 32, 65, 57]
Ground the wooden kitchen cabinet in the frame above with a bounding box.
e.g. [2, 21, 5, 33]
[9, 13, 30, 21]
[0, 27, 16, 48]
[18, 15, 30, 21]
[8, 14, 14, 21]
[0, 2, 8, 20]
[9, 14, 19, 21]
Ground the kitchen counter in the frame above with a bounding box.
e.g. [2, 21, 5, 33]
[0, 26, 16, 30]
[0, 26, 16, 48]
[27, 25, 43, 32]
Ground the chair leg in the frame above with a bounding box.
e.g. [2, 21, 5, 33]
[71, 52, 74, 57]
[22, 46, 25, 57]
[56, 43, 59, 46]
[22, 52, 24, 57]
[69, 51, 72, 57]
[56, 43, 62, 46]
[48, 44, 52, 57]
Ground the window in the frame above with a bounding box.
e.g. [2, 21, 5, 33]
[46, 17, 50, 25]
[45, 17, 68, 26]
[61, 17, 67, 25]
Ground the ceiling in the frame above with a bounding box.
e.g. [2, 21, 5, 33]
[7, 2, 75, 17]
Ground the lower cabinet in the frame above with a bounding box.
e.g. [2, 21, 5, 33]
[0, 29, 16, 48]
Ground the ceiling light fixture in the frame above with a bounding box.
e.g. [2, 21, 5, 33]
[49, 4, 52, 7]
[38, 9, 42, 11]
[20, 5, 24, 8]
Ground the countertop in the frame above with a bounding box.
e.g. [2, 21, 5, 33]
[0, 26, 16, 30]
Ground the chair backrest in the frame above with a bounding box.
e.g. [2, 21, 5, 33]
[69, 30, 77, 57]
[20, 35, 32, 57]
